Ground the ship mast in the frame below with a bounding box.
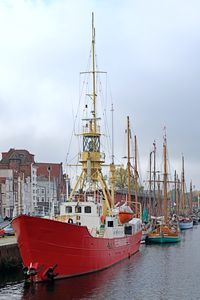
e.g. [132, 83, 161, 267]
[163, 132, 168, 223]
[127, 116, 131, 207]
[110, 103, 115, 209]
[69, 13, 112, 215]
[134, 135, 138, 217]
[92, 12, 97, 133]
[189, 180, 193, 214]
[181, 155, 185, 214]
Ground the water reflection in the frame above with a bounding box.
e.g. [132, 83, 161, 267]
[1, 227, 200, 299]
[21, 253, 142, 300]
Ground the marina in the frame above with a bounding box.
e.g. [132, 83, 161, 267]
[0, 225, 199, 299]
[0, 1, 200, 300]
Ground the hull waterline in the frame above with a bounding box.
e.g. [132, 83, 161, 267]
[146, 235, 181, 244]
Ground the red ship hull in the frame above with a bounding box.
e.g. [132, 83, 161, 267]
[12, 215, 142, 282]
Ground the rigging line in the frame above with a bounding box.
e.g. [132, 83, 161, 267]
[96, 53, 114, 161]
[66, 51, 91, 165]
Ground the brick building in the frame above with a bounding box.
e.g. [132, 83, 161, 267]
[0, 149, 66, 218]
[0, 149, 37, 217]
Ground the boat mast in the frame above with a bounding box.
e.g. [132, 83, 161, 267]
[127, 116, 131, 207]
[163, 132, 168, 223]
[174, 170, 177, 214]
[149, 150, 152, 216]
[134, 135, 138, 217]
[153, 141, 156, 216]
[190, 180, 193, 214]
[181, 155, 185, 214]
[157, 174, 161, 216]
[110, 103, 115, 209]
[92, 12, 97, 133]
[177, 176, 180, 216]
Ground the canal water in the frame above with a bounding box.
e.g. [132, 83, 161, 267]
[0, 225, 200, 300]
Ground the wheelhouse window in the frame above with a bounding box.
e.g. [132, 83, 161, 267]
[84, 206, 91, 213]
[75, 205, 82, 213]
[66, 206, 72, 213]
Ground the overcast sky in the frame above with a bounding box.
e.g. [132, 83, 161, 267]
[0, 0, 199, 190]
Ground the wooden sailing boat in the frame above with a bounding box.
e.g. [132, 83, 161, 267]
[179, 155, 193, 230]
[146, 134, 181, 244]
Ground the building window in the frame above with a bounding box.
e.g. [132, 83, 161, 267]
[84, 206, 91, 213]
[41, 197, 45, 202]
[41, 189, 45, 194]
[66, 206, 72, 213]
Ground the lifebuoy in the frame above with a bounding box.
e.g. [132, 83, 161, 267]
[68, 218, 73, 224]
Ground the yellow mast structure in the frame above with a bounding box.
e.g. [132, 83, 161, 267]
[69, 13, 111, 216]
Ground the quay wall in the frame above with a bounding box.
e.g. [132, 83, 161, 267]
[0, 242, 22, 271]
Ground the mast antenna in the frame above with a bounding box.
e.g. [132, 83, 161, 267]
[111, 103, 114, 164]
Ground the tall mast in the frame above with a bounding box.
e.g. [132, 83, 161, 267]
[190, 180, 193, 214]
[92, 12, 97, 132]
[153, 141, 156, 215]
[157, 174, 161, 216]
[69, 13, 112, 215]
[127, 116, 131, 207]
[163, 133, 168, 223]
[149, 150, 152, 215]
[177, 176, 180, 216]
[111, 103, 114, 164]
[174, 170, 177, 214]
[134, 135, 138, 217]
[181, 155, 185, 213]
[110, 103, 115, 209]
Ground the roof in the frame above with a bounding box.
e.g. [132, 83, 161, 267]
[0, 148, 35, 165]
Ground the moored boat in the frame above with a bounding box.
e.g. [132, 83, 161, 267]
[146, 224, 181, 244]
[146, 133, 181, 244]
[179, 217, 193, 230]
[12, 13, 142, 283]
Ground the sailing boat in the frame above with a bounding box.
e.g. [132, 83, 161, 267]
[179, 156, 193, 230]
[146, 134, 181, 244]
[12, 14, 142, 283]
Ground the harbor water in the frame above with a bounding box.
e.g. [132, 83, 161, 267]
[0, 225, 200, 300]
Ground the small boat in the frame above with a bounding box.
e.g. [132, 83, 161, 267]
[146, 224, 181, 244]
[179, 217, 193, 230]
[146, 134, 181, 244]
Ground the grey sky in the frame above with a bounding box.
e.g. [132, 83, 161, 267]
[0, 0, 199, 190]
